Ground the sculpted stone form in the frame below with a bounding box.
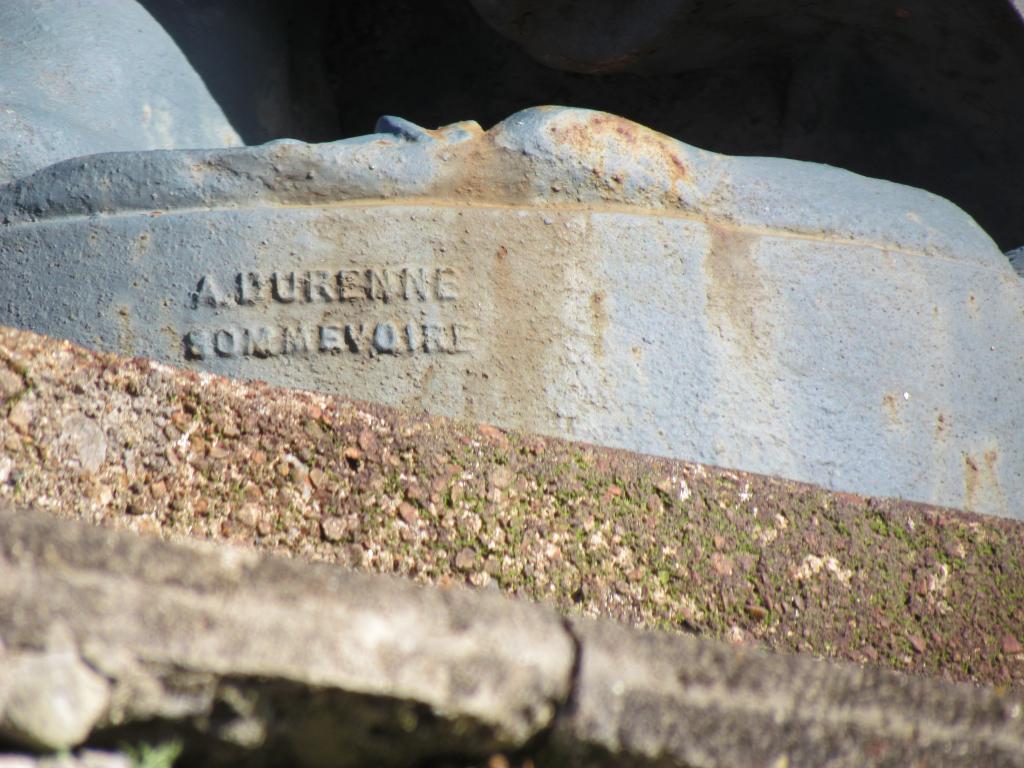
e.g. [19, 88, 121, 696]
[0, 0, 241, 185]
[1, 107, 1021, 517]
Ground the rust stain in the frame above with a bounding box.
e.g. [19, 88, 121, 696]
[934, 412, 948, 439]
[433, 129, 534, 205]
[967, 292, 979, 318]
[116, 306, 135, 356]
[703, 225, 767, 360]
[963, 447, 1004, 512]
[963, 453, 980, 509]
[484, 231, 566, 435]
[544, 112, 690, 192]
[668, 152, 688, 179]
[882, 393, 902, 426]
[589, 290, 608, 359]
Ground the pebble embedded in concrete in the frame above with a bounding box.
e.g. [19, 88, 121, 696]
[57, 415, 107, 476]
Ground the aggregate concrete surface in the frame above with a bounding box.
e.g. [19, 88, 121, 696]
[0, 326, 1022, 690]
[1, 505, 1023, 767]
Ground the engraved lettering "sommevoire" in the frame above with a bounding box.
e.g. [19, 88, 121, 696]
[192, 267, 458, 309]
[184, 322, 472, 360]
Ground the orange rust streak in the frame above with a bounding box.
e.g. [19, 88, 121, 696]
[548, 113, 690, 185]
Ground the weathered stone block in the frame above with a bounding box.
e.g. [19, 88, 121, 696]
[0, 504, 573, 764]
[2, 504, 1023, 766]
[1, 108, 1020, 516]
[0, 651, 110, 752]
[548, 617, 1024, 768]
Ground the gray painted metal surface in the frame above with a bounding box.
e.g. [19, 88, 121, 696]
[0, 107, 1021, 517]
[0, 0, 242, 185]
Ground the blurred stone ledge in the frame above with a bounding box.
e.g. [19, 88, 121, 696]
[1, 504, 1022, 767]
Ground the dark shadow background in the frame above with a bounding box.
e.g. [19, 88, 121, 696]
[142, 0, 1024, 251]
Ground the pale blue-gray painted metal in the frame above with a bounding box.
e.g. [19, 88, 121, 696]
[0, 108, 1021, 517]
[0, 0, 242, 185]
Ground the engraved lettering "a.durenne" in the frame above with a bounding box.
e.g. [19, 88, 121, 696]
[192, 267, 458, 309]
